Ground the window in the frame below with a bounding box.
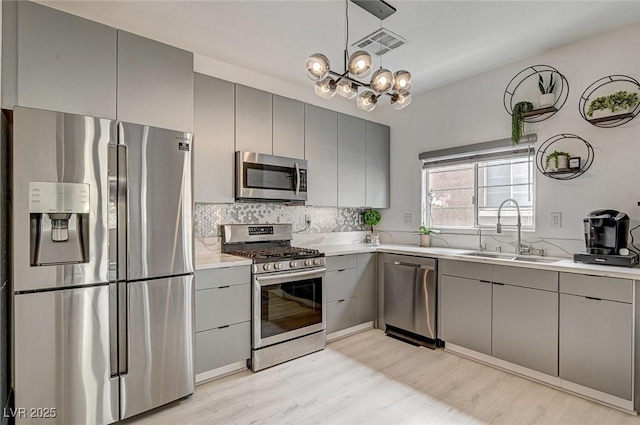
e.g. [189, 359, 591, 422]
[421, 145, 535, 230]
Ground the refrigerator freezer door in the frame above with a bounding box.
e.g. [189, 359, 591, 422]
[120, 274, 195, 419]
[12, 107, 113, 291]
[14, 285, 119, 425]
[118, 122, 194, 281]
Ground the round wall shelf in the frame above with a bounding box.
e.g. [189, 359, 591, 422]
[535, 134, 594, 180]
[579, 75, 640, 128]
[504, 65, 569, 123]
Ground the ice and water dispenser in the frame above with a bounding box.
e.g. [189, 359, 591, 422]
[29, 181, 90, 266]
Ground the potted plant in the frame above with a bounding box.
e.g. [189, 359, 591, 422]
[415, 225, 441, 247]
[587, 90, 639, 119]
[538, 73, 556, 108]
[363, 209, 381, 245]
[511, 101, 534, 146]
[544, 150, 571, 172]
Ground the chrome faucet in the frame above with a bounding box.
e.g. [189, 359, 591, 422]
[497, 198, 523, 254]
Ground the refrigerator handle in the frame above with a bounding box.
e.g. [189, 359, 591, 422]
[118, 281, 129, 375]
[117, 145, 128, 281]
[109, 283, 118, 377]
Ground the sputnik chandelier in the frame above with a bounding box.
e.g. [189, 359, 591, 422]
[304, 0, 412, 112]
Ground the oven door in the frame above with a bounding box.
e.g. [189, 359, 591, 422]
[236, 151, 308, 202]
[253, 268, 325, 349]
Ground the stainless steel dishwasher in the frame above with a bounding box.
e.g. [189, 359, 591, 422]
[383, 253, 439, 348]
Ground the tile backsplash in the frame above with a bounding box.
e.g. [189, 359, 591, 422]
[194, 203, 368, 238]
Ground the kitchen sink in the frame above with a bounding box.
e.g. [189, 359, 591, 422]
[459, 251, 562, 264]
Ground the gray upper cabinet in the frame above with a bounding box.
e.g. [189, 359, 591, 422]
[5, 1, 117, 118]
[117, 31, 194, 132]
[365, 121, 390, 208]
[304, 104, 338, 206]
[338, 114, 366, 207]
[235, 85, 273, 154]
[194, 74, 235, 203]
[273, 95, 304, 159]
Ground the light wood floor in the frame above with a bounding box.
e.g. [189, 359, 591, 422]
[123, 329, 640, 425]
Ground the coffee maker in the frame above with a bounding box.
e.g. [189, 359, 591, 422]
[573, 209, 638, 266]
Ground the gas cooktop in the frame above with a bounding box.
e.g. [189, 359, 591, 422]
[229, 246, 322, 262]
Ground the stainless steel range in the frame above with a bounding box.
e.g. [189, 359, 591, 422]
[222, 224, 326, 371]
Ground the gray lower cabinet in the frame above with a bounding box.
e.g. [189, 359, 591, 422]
[492, 283, 558, 376]
[305, 104, 338, 206]
[3, 1, 117, 118]
[440, 275, 492, 355]
[193, 74, 235, 203]
[338, 114, 366, 207]
[273, 95, 304, 159]
[559, 293, 632, 400]
[356, 253, 377, 324]
[326, 254, 376, 334]
[117, 30, 193, 132]
[235, 85, 273, 154]
[195, 266, 251, 378]
[365, 121, 390, 208]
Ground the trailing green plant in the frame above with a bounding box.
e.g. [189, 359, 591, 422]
[415, 225, 441, 235]
[511, 101, 534, 146]
[538, 73, 556, 95]
[544, 150, 571, 170]
[587, 90, 639, 117]
[363, 209, 381, 234]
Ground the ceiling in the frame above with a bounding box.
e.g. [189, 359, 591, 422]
[37, 1, 640, 94]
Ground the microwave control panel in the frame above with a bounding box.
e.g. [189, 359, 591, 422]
[299, 169, 307, 192]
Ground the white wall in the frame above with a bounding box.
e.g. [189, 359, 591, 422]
[381, 22, 640, 254]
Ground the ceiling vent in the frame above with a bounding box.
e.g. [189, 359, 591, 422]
[352, 28, 407, 56]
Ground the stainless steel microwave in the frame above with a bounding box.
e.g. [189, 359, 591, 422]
[236, 151, 308, 202]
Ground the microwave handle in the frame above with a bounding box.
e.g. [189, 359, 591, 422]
[294, 162, 300, 196]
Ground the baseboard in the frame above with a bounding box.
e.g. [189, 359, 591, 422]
[327, 322, 374, 342]
[195, 361, 248, 385]
[445, 343, 636, 415]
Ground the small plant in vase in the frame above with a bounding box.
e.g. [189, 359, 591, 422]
[363, 209, 381, 245]
[545, 150, 571, 172]
[511, 101, 534, 146]
[415, 226, 441, 247]
[538, 73, 556, 108]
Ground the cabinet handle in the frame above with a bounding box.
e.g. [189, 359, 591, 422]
[492, 282, 504, 286]
[337, 299, 346, 303]
[480, 280, 492, 284]
[585, 296, 602, 301]
[218, 325, 230, 329]
[219, 285, 230, 289]
[338, 269, 346, 272]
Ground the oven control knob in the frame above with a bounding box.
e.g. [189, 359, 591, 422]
[314, 258, 322, 266]
[274, 262, 283, 270]
[263, 263, 273, 271]
[304, 259, 314, 267]
[290, 261, 298, 268]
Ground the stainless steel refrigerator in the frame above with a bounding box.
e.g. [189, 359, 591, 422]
[11, 106, 194, 425]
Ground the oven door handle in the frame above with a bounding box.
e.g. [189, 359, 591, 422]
[256, 267, 326, 283]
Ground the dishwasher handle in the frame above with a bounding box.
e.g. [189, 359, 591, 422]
[393, 261, 435, 270]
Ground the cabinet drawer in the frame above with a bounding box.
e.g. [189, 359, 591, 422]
[326, 254, 357, 272]
[327, 298, 357, 334]
[559, 273, 632, 303]
[326, 268, 358, 303]
[493, 265, 558, 292]
[195, 266, 251, 290]
[196, 284, 250, 332]
[441, 259, 492, 281]
[195, 321, 250, 374]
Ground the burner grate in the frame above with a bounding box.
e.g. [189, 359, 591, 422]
[230, 246, 321, 260]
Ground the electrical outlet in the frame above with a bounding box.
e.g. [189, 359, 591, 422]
[403, 213, 413, 225]
[550, 212, 562, 228]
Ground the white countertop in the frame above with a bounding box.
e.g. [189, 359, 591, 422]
[196, 243, 640, 279]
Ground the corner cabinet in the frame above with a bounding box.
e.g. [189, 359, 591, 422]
[117, 30, 194, 132]
[2, 1, 117, 118]
[193, 74, 235, 203]
[304, 104, 338, 207]
[365, 121, 390, 208]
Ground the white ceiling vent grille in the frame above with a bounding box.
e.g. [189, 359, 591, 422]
[352, 28, 407, 56]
